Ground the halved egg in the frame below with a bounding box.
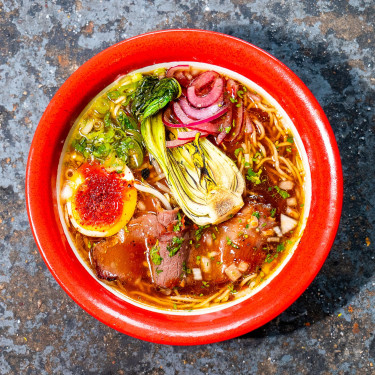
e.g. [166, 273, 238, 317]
[63, 162, 137, 237]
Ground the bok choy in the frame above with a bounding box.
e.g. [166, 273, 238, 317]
[141, 113, 245, 225]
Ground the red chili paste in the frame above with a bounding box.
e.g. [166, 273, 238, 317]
[74, 163, 128, 227]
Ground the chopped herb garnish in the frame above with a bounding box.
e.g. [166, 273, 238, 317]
[228, 284, 237, 294]
[173, 304, 177, 310]
[234, 147, 243, 157]
[202, 281, 210, 288]
[87, 241, 92, 249]
[277, 243, 285, 252]
[150, 240, 162, 265]
[217, 261, 223, 265]
[274, 186, 290, 199]
[245, 224, 250, 229]
[173, 212, 183, 232]
[246, 168, 262, 185]
[265, 253, 278, 263]
[211, 233, 216, 240]
[226, 236, 239, 249]
[287, 136, 294, 143]
[252, 211, 260, 219]
[286, 147, 292, 152]
[195, 225, 210, 242]
[236, 103, 242, 107]
[229, 97, 237, 103]
[261, 223, 267, 228]
[167, 236, 184, 257]
[270, 208, 276, 218]
[156, 268, 163, 274]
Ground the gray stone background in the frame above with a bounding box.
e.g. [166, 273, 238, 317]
[0, 0, 374, 374]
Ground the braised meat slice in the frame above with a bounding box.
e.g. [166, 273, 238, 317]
[149, 232, 190, 289]
[92, 208, 190, 289]
[187, 201, 276, 285]
[92, 213, 163, 283]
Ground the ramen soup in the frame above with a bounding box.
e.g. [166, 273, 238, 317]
[58, 64, 307, 311]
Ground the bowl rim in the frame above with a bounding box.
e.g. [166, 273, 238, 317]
[26, 29, 343, 345]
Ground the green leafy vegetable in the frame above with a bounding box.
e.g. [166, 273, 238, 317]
[141, 113, 245, 225]
[131, 76, 181, 121]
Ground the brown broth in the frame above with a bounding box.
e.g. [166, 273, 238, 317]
[59, 66, 306, 311]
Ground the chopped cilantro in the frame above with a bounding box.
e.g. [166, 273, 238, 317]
[277, 243, 285, 252]
[229, 97, 237, 103]
[211, 232, 216, 240]
[150, 240, 162, 265]
[274, 186, 290, 199]
[265, 253, 278, 263]
[156, 268, 163, 274]
[270, 208, 276, 218]
[234, 147, 243, 157]
[173, 212, 183, 232]
[252, 211, 260, 219]
[245, 224, 250, 229]
[195, 225, 210, 242]
[202, 281, 210, 288]
[228, 284, 237, 294]
[287, 136, 294, 143]
[286, 147, 292, 152]
[226, 236, 239, 249]
[246, 168, 262, 185]
[167, 236, 184, 257]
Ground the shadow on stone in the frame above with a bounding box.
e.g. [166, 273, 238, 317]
[214, 23, 375, 339]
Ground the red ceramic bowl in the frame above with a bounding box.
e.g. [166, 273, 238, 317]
[26, 29, 343, 345]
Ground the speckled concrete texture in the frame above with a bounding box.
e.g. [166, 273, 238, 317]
[0, 0, 374, 373]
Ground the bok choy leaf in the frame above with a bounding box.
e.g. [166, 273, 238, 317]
[141, 113, 245, 226]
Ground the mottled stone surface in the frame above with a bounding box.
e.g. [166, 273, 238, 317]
[0, 0, 374, 373]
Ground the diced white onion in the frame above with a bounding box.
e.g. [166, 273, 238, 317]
[134, 183, 172, 210]
[137, 201, 146, 211]
[192, 268, 202, 281]
[238, 261, 249, 272]
[273, 226, 282, 237]
[205, 233, 213, 247]
[279, 180, 294, 191]
[267, 237, 280, 243]
[200, 256, 211, 273]
[286, 206, 300, 219]
[244, 154, 250, 163]
[225, 264, 242, 282]
[286, 197, 297, 206]
[280, 214, 298, 234]
[207, 251, 219, 258]
[241, 143, 248, 153]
